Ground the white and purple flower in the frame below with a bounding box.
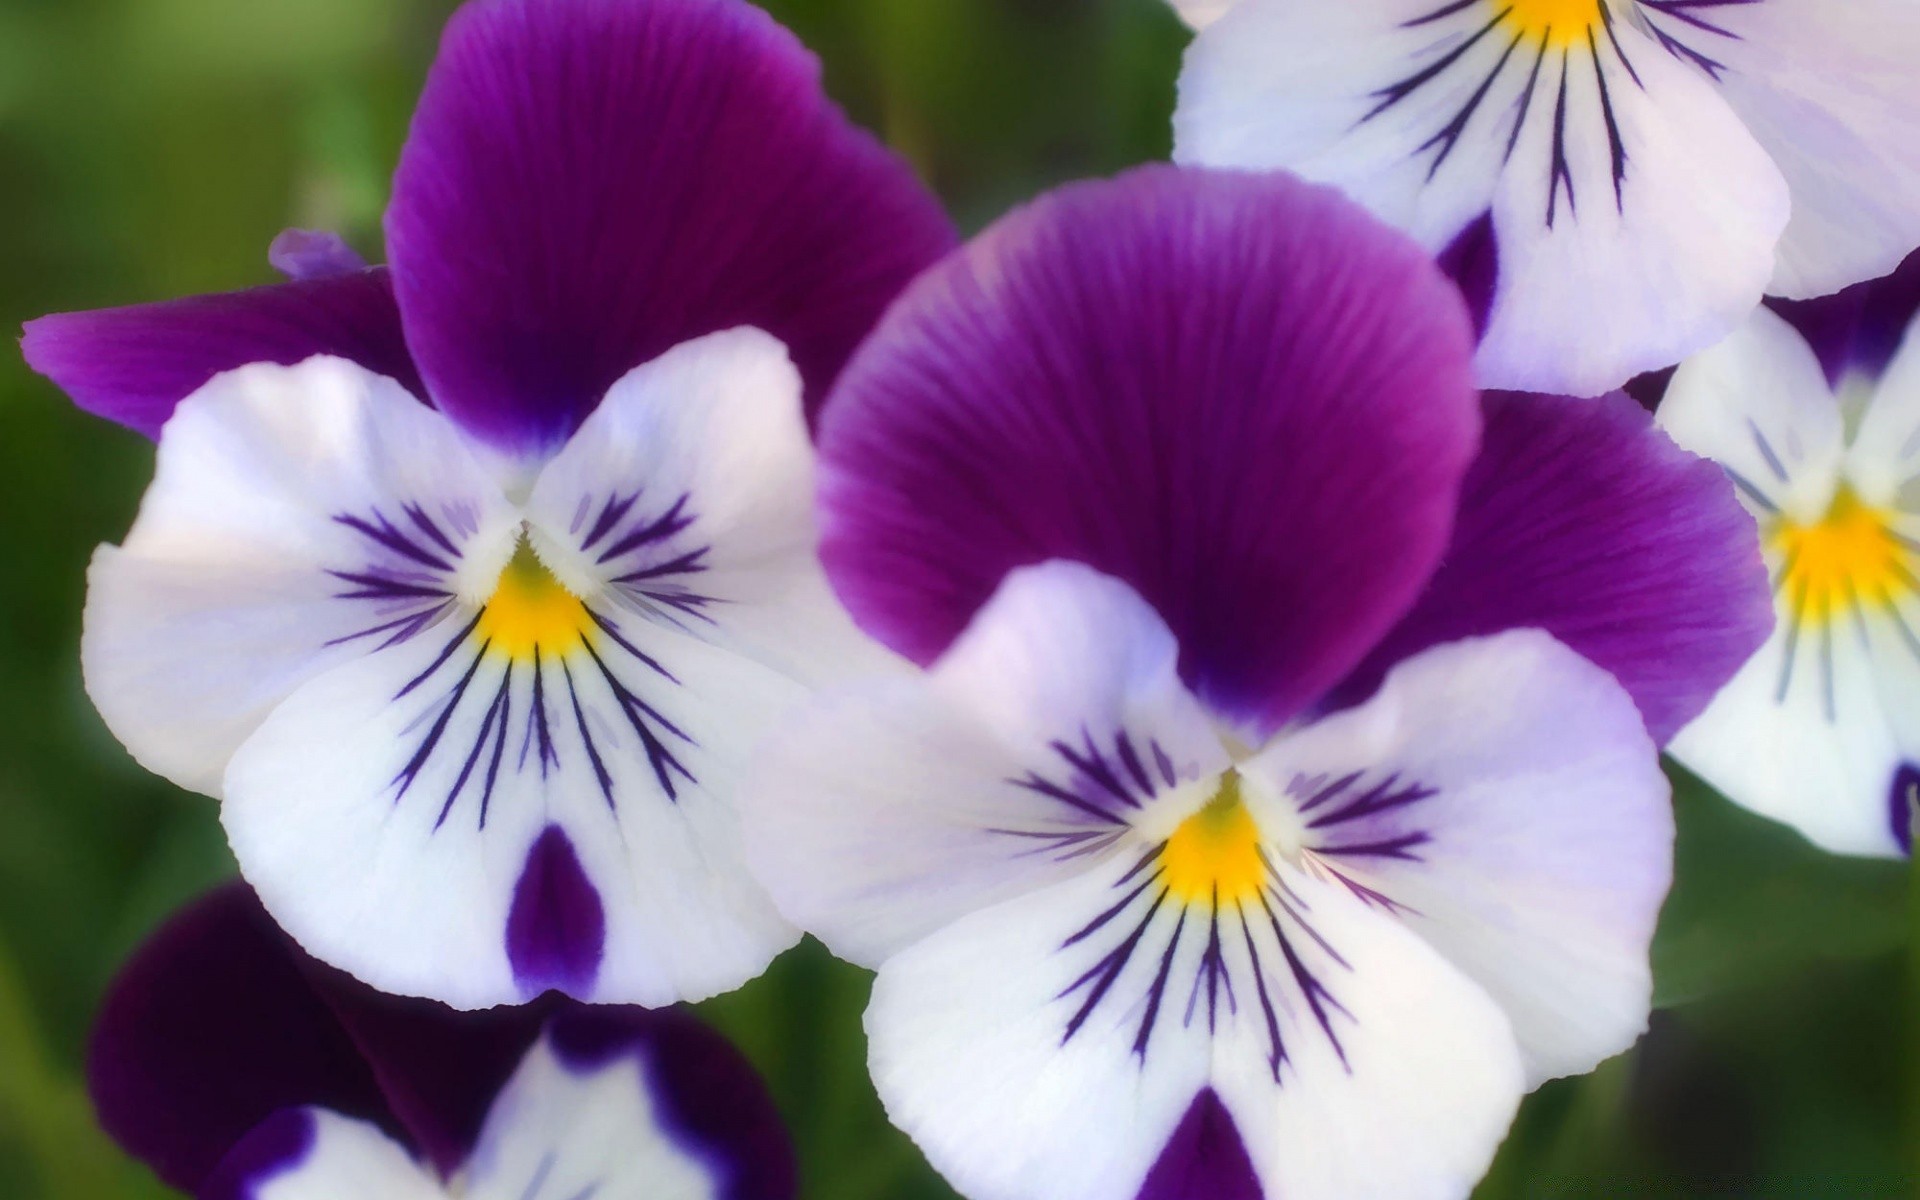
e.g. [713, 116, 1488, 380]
[741, 166, 1773, 1199]
[1171, 0, 1920, 399]
[1657, 252, 1920, 857]
[22, 0, 954, 1009]
[90, 886, 793, 1200]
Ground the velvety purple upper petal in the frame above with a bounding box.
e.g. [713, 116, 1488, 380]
[21, 269, 423, 439]
[1770, 247, 1920, 387]
[548, 1007, 797, 1200]
[86, 886, 395, 1192]
[1327, 390, 1773, 746]
[816, 165, 1481, 733]
[384, 0, 956, 454]
[87, 884, 553, 1189]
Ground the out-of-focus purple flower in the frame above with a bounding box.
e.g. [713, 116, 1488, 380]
[21, 0, 954, 1010]
[741, 166, 1772, 1200]
[92, 885, 794, 1200]
[1659, 249, 1920, 857]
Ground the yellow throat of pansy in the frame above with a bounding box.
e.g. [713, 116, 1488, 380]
[1770, 486, 1916, 628]
[475, 538, 592, 661]
[1500, 0, 1604, 47]
[1162, 771, 1269, 908]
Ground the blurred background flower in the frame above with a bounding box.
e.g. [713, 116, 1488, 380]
[0, 0, 1909, 1195]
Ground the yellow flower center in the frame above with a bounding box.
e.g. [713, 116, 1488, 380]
[1770, 487, 1915, 628]
[1162, 772, 1268, 908]
[475, 539, 590, 661]
[1500, 0, 1603, 46]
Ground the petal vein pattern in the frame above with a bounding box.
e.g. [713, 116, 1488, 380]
[87, 330, 869, 1007]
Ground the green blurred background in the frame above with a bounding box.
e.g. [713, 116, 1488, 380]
[0, 0, 1910, 1194]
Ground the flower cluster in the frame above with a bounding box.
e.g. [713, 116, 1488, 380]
[21, 0, 1920, 1197]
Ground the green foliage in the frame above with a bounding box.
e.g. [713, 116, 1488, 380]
[0, 0, 1909, 1195]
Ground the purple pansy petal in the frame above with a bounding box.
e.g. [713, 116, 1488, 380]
[21, 269, 423, 438]
[505, 825, 608, 999]
[1771, 247, 1920, 388]
[1327, 390, 1772, 746]
[268, 229, 369, 282]
[196, 1109, 318, 1200]
[86, 887, 394, 1192]
[1135, 1090, 1261, 1200]
[817, 165, 1480, 733]
[1891, 764, 1918, 856]
[385, 0, 955, 454]
[1436, 211, 1496, 343]
[547, 1007, 797, 1200]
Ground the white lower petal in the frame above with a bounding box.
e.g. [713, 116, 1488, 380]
[867, 850, 1523, 1200]
[1241, 631, 1670, 1085]
[240, 1109, 443, 1200]
[464, 1033, 719, 1200]
[1678, 0, 1920, 296]
[82, 357, 518, 795]
[1477, 19, 1788, 394]
[744, 562, 1230, 968]
[223, 597, 800, 1009]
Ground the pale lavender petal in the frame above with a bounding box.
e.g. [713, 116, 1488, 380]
[817, 165, 1480, 734]
[1328, 390, 1773, 745]
[22, 270, 423, 438]
[386, 0, 955, 454]
[269, 230, 369, 282]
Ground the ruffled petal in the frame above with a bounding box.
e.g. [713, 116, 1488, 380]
[199, 1108, 442, 1200]
[1678, 0, 1920, 297]
[21, 270, 422, 439]
[817, 165, 1480, 734]
[1328, 390, 1773, 746]
[1245, 631, 1670, 1084]
[744, 562, 1229, 968]
[866, 852, 1523, 1200]
[463, 1010, 794, 1200]
[1174, 0, 1789, 397]
[385, 0, 955, 455]
[80, 357, 520, 797]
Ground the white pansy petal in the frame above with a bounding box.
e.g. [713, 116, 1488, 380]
[224, 590, 800, 1009]
[1241, 631, 1670, 1084]
[745, 562, 1230, 968]
[1175, 0, 1789, 397]
[1477, 18, 1787, 394]
[526, 327, 891, 687]
[1671, 613, 1905, 857]
[1168, 0, 1235, 30]
[1174, 0, 1507, 250]
[1676, 0, 1920, 296]
[464, 1032, 718, 1200]
[868, 848, 1522, 1200]
[208, 1108, 443, 1200]
[1658, 304, 1847, 521]
[81, 356, 518, 795]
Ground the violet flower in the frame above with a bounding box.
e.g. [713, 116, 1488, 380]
[739, 166, 1772, 1199]
[21, 0, 953, 1009]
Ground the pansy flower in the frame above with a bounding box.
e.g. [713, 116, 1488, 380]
[1170, 0, 1920, 398]
[21, 0, 953, 1007]
[741, 166, 1771, 1199]
[1656, 251, 1920, 857]
[89, 885, 793, 1199]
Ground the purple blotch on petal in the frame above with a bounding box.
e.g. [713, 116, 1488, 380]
[818, 165, 1481, 734]
[269, 229, 370, 282]
[1328, 390, 1773, 745]
[22, 268, 424, 438]
[196, 1108, 318, 1200]
[1135, 1089, 1262, 1200]
[545, 1007, 797, 1200]
[1771, 248, 1920, 388]
[1437, 211, 1497, 342]
[1890, 764, 1918, 856]
[384, 0, 956, 454]
[506, 826, 607, 998]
